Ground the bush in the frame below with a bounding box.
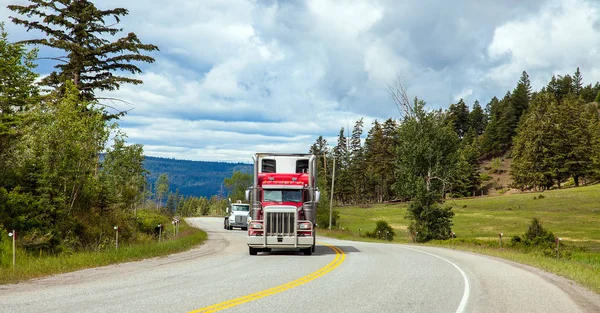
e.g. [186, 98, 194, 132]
[525, 218, 555, 245]
[490, 157, 502, 174]
[0, 227, 11, 267]
[365, 220, 395, 241]
[316, 207, 339, 229]
[136, 209, 171, 236]
[479, 173, 492, 181]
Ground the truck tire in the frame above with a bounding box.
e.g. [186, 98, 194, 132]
[249, 247, 258, 255]
[311, 244, 315, 253]
[303, 247, 312, 256]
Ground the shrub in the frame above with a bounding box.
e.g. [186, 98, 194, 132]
[0, 227, 11, 268]
[316, 208, 339, 229]
[365, 220, 395, 241]
[136, 209, 171, 236]
[525, 218, 555, 246]
[490, 157, 502, 174]
[479, 173, 492, 181]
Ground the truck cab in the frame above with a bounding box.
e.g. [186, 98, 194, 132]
[224, 200, 250, 230]
[246, 153, 319, 255]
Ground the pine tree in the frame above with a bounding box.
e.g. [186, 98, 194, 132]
[0, 23, 39, 186]
[348, 118, 365, 203]
[8, 0, 159, 117]
[512, 92, 597, 189]
[573, 67, 583, 96]
[512, 71, 532, 122]
[469, 100, 486, 135]
[447, 98, 470, 137]
[333, 127, 350, 203]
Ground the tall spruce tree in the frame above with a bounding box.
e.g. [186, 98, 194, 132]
[0, 23, 39, 186]
[349, 118, 365, 203]
[573, 67, 583, 96]
[447, 98, 470, 138]
[512, 93, 596, 189]
[469, 100, 486, 135]
[8, 0, 159, 117]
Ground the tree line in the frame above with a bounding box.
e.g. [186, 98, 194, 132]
[0, 0, 161, 255]
[310, 70, 600, 241]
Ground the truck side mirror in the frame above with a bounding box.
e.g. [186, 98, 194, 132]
[315, 190, 321, 203]
[245, 188, 251, 201]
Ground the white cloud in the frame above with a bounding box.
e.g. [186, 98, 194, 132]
[487, 0, 600, 89]
[3, 0, 600, 162]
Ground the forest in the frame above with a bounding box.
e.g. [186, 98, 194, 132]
[310, 69, 600, 208]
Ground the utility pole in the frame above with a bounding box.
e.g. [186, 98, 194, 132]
[329, 156, 336, 230]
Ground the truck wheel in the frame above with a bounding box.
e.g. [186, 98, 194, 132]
[249, 247, 258, 255]
[311, 245, 315, 253]
[242, 227, 248, 231]
[303, 247, 312, 256]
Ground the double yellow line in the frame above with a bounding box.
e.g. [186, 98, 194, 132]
[189, 244, 346, 313]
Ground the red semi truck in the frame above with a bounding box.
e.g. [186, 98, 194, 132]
[245, 153, 320, 255]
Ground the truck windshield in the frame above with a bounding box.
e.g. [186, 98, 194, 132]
[232, 204, 249, 211]
[264, 189, 302, 202]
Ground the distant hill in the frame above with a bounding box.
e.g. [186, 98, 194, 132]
[143, 156, 252, 198]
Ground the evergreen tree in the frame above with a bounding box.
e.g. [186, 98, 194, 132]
[511, 71, 532, 122]
[349, 118, 365, 203]
[0, 23, 39, 187]
[573, 67, 583, 96]
[8, 0, 159, 117]
[469, 100, 486, 135]
[447, 98, 470, 137]
[333, 127, 351, 203]
[512, 93, 597, 189]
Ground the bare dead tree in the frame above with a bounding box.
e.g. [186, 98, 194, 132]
[386, 73, 415, 119]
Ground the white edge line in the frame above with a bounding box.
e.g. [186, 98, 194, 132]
[401, 246, 470, 313]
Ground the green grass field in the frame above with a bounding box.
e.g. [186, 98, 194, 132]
[0, 220, 207, 285]
[321, 184, 600, 293]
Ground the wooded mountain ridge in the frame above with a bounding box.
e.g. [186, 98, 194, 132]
[143, 156, 252, 198]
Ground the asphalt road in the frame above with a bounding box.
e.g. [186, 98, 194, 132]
[1, 217, 599, 313]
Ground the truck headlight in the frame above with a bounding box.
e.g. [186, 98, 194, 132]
[249, 222, 263, 229]
[298, 222, 312, 230]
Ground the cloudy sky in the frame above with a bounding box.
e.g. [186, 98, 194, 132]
[3, 0, 600, 162]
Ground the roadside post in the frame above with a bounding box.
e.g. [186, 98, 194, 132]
[8, 230, 15, 269]
[158, 224, 162, 242]
[114, 226, 119, 250]
[555, 237, 562, 258]
[499, 233, 503, 248]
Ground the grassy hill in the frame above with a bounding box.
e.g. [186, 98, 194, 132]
[143, 156, 252, 198]
[322, 184, 600, 293]
[329, 184, 600, 249]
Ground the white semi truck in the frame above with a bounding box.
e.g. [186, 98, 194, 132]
[224, 199, 250, 230]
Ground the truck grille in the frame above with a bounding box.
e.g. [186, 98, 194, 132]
[266, 212, 295, 236]
[235, 215, 247, 224]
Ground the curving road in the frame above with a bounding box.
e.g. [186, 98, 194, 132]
[1, 217, 599, 313]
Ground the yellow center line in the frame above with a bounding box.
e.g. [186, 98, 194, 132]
[189, 244, 346, 313]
